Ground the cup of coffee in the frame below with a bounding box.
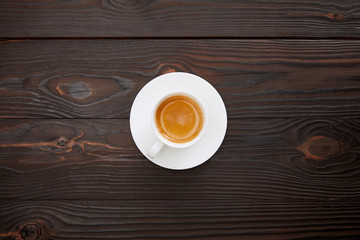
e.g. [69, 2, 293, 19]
[147, 92, 207, 158]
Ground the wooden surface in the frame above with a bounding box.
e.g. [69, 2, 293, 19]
[1, 1, 360, 239]
[1, 0, 360, 38]
[1, 39, 360, 118]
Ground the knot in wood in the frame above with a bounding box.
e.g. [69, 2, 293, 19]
[68, 81, 92, 99]
[326, 12, 344, 21]
[302, 136, 341, 161]
[21, 223, 41, 240]
[58, 136, 69, 148]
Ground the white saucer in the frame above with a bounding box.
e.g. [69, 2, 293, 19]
[129, 72, 227, 170]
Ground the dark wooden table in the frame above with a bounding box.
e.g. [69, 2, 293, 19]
[1, 1, 360, 239]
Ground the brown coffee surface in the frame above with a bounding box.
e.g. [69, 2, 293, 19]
[155, 95, 203, 143]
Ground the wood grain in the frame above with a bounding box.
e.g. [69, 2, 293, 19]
[0, 118, 359, 201]
[1, 2, 359, 240]
[1, 200, 360, 240]
[0, 0, 360, 38]
[1, 39, 360, 118]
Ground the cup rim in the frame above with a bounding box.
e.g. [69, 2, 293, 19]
[151, 92, 207, 148]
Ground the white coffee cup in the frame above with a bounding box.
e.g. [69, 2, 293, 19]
[147, 92, 207, 158]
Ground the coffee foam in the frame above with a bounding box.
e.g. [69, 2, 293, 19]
[155, 95, 203, 143]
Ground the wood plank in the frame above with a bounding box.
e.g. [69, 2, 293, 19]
[0, 0, 360, 38]
[1, 200, 360, 239]
[1, 118, 359, 201]
[1, 39, 360, 118]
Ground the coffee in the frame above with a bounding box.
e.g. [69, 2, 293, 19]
[155, 95, 204, 143]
